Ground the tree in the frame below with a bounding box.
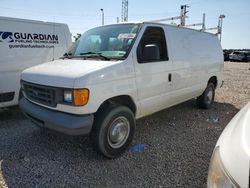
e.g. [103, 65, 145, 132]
[73, 33, 81, 42]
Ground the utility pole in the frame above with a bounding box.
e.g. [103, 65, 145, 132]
[121, 0, 128, 22]
[180, 5, 189, 26]
[100, 8, 104, 25]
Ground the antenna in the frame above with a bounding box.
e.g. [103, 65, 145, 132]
[100, 9, 104, 25]
[121, 0, 128, 22]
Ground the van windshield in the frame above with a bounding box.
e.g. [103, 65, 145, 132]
[65, 24, 141, 60]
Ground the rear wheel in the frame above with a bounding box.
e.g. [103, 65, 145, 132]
[197, 83, 215, 109]
[91, 105, 135, 158]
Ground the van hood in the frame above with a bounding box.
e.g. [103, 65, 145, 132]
[21, 59, 120, 88]
[216, 102, 250, 187]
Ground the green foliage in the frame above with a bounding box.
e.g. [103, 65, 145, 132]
[73, 33, 82, 42]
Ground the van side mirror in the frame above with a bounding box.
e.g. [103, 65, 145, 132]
[141, 44, 160, 62]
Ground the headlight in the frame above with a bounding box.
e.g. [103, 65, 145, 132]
[63, 89, 89, 106]
[64, 90, 72, 103]
[207, 147, 239, 188]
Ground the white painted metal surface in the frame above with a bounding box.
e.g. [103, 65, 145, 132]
[20, 22, 223, 119]
[214, 102, 250, 187]
[0, 16, 72, 107]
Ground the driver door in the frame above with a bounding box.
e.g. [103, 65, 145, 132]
[133, 26, 173, 117]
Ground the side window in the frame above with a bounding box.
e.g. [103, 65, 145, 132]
[137, 27, 168, 63]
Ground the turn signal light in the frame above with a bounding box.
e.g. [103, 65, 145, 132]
[72, 89, 89, 106]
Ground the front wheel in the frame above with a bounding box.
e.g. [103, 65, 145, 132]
[197, 83, 215, 109]
[91, 105, 135, 158]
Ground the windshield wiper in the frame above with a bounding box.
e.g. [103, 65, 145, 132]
[80, 52, 110, 61]
[60, 52, 73, 59]
[64, 52, 72, 56]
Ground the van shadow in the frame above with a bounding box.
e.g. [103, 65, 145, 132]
[0, 106, 26, 122]
[0, 100, 239, 187]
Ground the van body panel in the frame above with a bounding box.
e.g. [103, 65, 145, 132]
[132, 24, 173, 117]
[164, 25, 223, 106]
[0, 16, 72, 107]
[131, 23, 223, 117]
[21, 57, 139, 116]
[21, 59, 121, 88]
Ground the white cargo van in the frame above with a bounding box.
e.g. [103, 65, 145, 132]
[0, 16, 72, 108]
[19, 22, 223, 158]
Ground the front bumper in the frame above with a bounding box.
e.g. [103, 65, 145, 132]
[19, 97, 94, 135]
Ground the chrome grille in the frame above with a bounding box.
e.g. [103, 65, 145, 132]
[22, 81, 56, 107]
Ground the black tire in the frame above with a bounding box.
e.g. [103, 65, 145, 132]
[243, 55, 248, 62]
[91, 105, 135, 158]
[18, 89, 23, 100]
[197, 83, 215, 109]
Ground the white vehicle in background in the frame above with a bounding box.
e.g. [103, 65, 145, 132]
[19, 22, 223, 158]
[0, 16, 72, 108]
[207, 102, 250, 188]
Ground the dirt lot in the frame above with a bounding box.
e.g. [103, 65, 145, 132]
[0, 62, 249, 188]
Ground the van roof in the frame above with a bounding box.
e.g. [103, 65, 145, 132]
[0, 16, 67, 26]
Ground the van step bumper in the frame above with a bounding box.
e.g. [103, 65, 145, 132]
[19, 97, 94, 135]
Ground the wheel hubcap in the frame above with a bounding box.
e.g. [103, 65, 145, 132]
[108, 116, 130, 148]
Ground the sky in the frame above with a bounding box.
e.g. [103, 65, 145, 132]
[0, 0, 249, 49]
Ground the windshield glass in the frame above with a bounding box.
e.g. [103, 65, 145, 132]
[66, 24, 141, 60]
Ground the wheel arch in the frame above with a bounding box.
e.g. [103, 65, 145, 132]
[96, 95, 137, 115]
[208, 76, 218, 88]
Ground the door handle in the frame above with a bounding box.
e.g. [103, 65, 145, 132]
[168, 73, 172, 82]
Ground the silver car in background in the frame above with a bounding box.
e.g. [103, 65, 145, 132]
[229, 51, 250, 62]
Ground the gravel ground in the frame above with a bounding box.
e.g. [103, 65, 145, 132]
[0, 62, 249, 188]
